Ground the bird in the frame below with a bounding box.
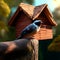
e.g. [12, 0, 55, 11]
[16, 20, 43, 39]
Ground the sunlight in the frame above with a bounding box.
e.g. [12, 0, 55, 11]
[53, 0, 60, 7]
[34, 0, 60, 11]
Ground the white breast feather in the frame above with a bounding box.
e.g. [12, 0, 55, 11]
[33, 23, 40, 32]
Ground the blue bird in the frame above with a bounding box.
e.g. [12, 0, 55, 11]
[16, 20, 43, 39]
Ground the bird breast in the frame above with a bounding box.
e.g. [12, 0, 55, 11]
[33, 23, 40, 32]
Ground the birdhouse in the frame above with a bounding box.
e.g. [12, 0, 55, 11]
[8, 3, 57, 40]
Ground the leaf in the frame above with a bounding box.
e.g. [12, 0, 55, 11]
[0, 21, 8, 31]
[48, 35, 60, 52]
[4, 0, 34, 8]
[0, 0, 10, 17]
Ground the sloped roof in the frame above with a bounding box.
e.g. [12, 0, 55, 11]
[19, 3, 35, 18]
[8, 3, 57, 26]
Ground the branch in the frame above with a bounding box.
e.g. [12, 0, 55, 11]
[0, 38, 38, 60]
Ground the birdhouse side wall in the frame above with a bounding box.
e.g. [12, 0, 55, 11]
[23, 25, 53, 40]
[33, 25, 53, 40]
[15, 11, 32, 38]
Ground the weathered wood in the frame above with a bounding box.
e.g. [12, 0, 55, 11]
[0, 39, 38, 60]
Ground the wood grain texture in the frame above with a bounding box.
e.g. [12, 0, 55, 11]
[8, 3, 57, 40]
[8, 3, 57, 26]
[0, 39, 38, 60]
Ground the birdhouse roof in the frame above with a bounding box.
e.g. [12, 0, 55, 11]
[8, 3, 57, 26]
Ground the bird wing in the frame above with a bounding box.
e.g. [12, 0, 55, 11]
[21, 24, 37, 35]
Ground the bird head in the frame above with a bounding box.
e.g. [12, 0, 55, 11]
[33, 20, 43, 26]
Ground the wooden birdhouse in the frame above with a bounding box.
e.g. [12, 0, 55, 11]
[8, 3, 57, 40]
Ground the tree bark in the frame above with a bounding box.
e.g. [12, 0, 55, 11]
[0, 38, 38, 60]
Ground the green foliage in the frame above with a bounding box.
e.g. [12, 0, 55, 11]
[55, 24, 60, 36]
[53, 7, 60, 20]
[4, 0, 34, 8]
[0, 0, 34, 41]
[25, 0, 34, 4]
[0, 0, 10, 17]
[0, 21, 8, 39]
[52, 7, 60, 37]
[48, 7, 60, 51]
[48, 35, 60, 52]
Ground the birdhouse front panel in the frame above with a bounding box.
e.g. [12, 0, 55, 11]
[15, 10, 32, 38]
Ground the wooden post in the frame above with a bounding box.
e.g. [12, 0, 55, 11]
[0, 39, 38, 60]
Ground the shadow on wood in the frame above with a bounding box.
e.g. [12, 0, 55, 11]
[0, 39, 38, 60]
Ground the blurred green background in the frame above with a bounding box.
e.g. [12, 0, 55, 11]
[0, 0, 60, 60]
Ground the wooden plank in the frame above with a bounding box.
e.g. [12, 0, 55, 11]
[45, 7, 53, 17]
[19, 3, 35, 18]
[33, 4, 47, 20]
[44, 8, 57, 26]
